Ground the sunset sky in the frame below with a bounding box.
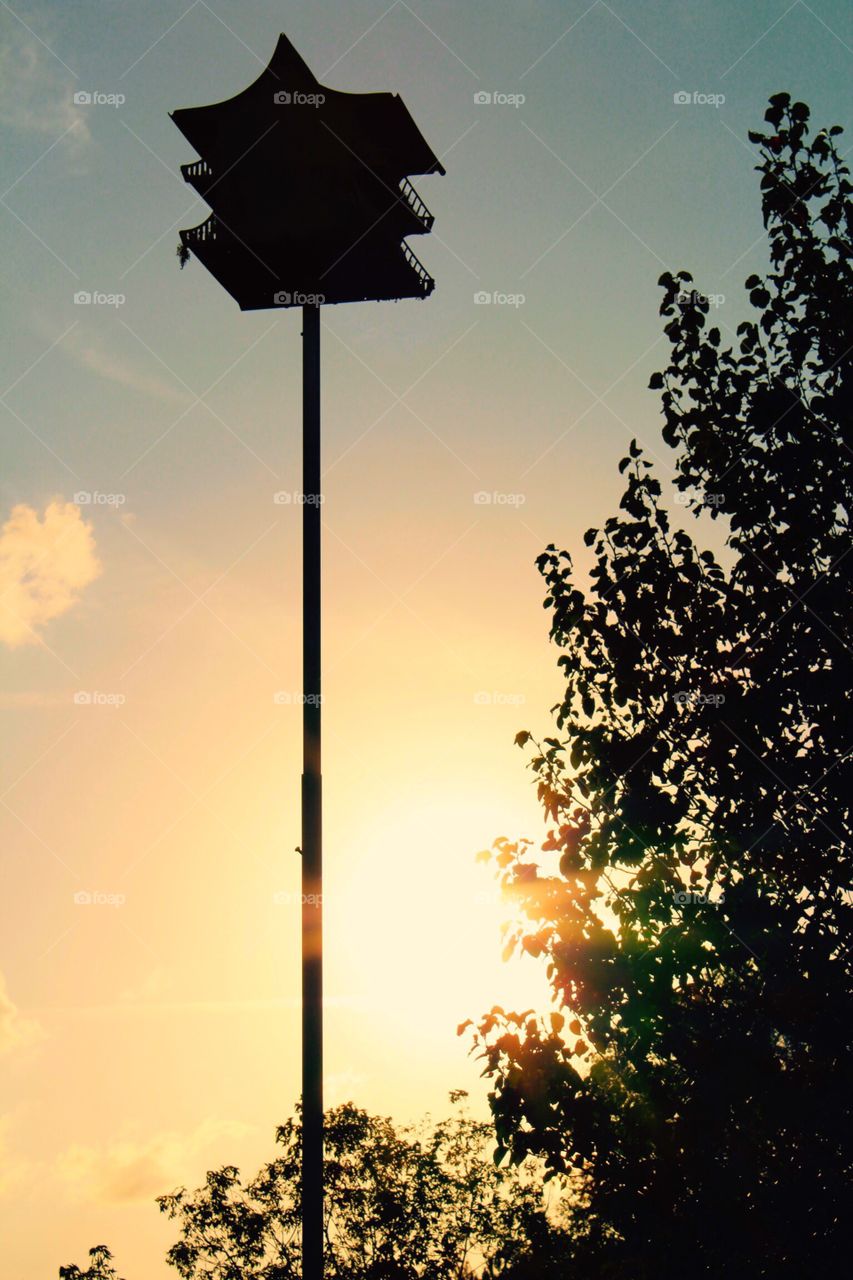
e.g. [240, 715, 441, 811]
[1, 1, 851, 1275]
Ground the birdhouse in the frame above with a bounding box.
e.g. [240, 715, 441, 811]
[171, 33, 445, 310]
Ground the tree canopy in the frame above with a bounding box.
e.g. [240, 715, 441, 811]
[61, 1098, 570, 1279]
[60, 1247, 125, 1280]
[464, 93, 853, 1278]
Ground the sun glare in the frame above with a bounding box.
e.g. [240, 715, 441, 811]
[328, 787, 551, 1049]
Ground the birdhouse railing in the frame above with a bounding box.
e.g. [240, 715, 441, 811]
[184, 214, 218, 244]
[181, 158, 214, 184]
[399, 177, 434, 231]
[402, 241, 434, 294]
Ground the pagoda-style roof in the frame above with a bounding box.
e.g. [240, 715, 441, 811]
[171, 34, 444, 309]
[172, 33, 445, 178]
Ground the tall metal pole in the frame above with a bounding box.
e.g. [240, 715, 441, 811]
[301, 302, 323, 1279]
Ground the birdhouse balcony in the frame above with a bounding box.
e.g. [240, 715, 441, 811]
[401, 242, 434, 294]
[398, 178, 434, 233]
[182, 213, 218, 245]
[181, 158, 215, 198]
[179, 211, 433, 309]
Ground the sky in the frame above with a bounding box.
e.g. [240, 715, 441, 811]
[1, 0, 851, 1275]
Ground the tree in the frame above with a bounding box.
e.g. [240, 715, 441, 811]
[464, 94, 853, 1278]
[153, 1096, 570, 1279]
[60, 1247, 125, 1280]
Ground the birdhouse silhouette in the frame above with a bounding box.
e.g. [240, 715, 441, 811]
[171, 33, 445, 310]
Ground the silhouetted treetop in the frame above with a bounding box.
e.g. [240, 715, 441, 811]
[466, 93, 853, 1280]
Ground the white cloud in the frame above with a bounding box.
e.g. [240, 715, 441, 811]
[0, 500, 101, 647]
[56, 1118, 253, 1204]
[0, 972, 42, 1057]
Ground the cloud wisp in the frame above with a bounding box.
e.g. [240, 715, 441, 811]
[55, 1118, 253, 1204]
[0, 972, 43, 1057]
[0, 26, 88, 149]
